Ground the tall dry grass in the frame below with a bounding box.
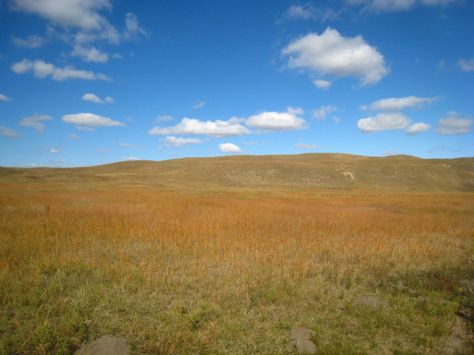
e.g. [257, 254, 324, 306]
[1, 185, 473, 353]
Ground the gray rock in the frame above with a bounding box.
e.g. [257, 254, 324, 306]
[460, 279, 474, 294]
[75, 336, 130, 355]
[354, 294, 386, 309]
[288, 327, 317, 354]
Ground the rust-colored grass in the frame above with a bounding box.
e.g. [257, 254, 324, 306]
[1, 183, 473, 354]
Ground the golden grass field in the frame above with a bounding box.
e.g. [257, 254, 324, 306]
[1, 156, 473, 354]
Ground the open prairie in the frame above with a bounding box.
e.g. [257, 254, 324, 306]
[1, 154, 473, 354]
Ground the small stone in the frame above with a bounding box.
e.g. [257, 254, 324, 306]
[296, 339, 317, 354]
[75, 336, 130, 355]
[288, 327, 317, 354]
[459, 279, 474, 294]
[290, 327, 314, 341]
[354, 294, 386, 309]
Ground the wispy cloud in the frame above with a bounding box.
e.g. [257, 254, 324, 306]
[0, 126, 20, 139]
[163, 136, 203, 147]
[11, 59, 109, 81]
[192, 100, 206, 110]
[361, 96, 437, 111]
[19, 113, 53, 132]
[437, 113, 473, 135]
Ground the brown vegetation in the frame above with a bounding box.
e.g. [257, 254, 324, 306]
[1, 155, 473, 353]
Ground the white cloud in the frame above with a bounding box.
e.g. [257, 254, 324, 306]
[62, 113, 124, 128]
[149, 118, 249, 136]
[124, 12, 146, 40]
[282, 27, 388, 85]
[11, 0, 113, 31]
[19, 113, 53, 132]
[0, 93, 11, 101]
[0, 126, 20, 139]
[296, 143, 317, 149]
[192, 100, 206, 110]
[421, 0, 458, 5]
[219, 143, 241, 153]
[123, 156, 140, 161]
[458, 58, 474, 72]
[163, 136, 203, 146]
[81, 93, 114, 104]
[347, 0, 459, 12]
[357, 112, 410, 132]
[313, 105, 337, 120]
[10, 1, 145, 64]
[347, 0, 416, 11]
[12, 34, 47, 48]
[11, 59, 108, 81]
[437, 114, 473, 135]
[49, 147, 59, 153]
[71, 45, 108, 63]
[156, 114, 173, 122]
[245, 108, 305, 131]
[287, 5, 314, 19]
[287, 106, 304, 116]
[313, 79, 331, 89]
[406, 122, 431, 134]
[362, 96, 437, 111]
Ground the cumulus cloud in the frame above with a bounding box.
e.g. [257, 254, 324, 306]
[19, 113, 53, 132]
[62, 113, 124, 128]
[12, 34, 47, 48]
[282, 27, 388, 85]
[11, 59, 108, 81]
[192, 100, 206, 110]
[149, 118, 249, 137]
[357, 112, 410, 132]
[295, 143, 317, 149]
[219, 143, 241, 153]
[245, 108, 305, 130]
[313, 79, 331, 89]
[0, 126, 20, 138]
[0, 93, 11, 101]
[437, 114, 473, 135]
[163, 136, 203, 146]
[406, 122, 431, 134]
[81, 93, 114, 104]
[458, 58, 474, 72]
[362, 96, 437, 111]
[313, 105, 337, 120]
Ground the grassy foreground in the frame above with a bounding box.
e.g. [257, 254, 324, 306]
[1, 179, 473, 354]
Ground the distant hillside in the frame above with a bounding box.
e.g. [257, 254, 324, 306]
[1, 153, 474, 191]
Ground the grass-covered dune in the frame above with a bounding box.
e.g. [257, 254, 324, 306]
[1, 154, 473, 354]
[1, 153, 474, 191]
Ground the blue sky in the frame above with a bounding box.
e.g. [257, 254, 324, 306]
[0, 0, 473, 167]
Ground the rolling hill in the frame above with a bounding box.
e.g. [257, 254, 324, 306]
[1, 153, 474, 191]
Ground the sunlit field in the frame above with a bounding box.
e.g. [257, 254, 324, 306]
[1, 181, 473, 354]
